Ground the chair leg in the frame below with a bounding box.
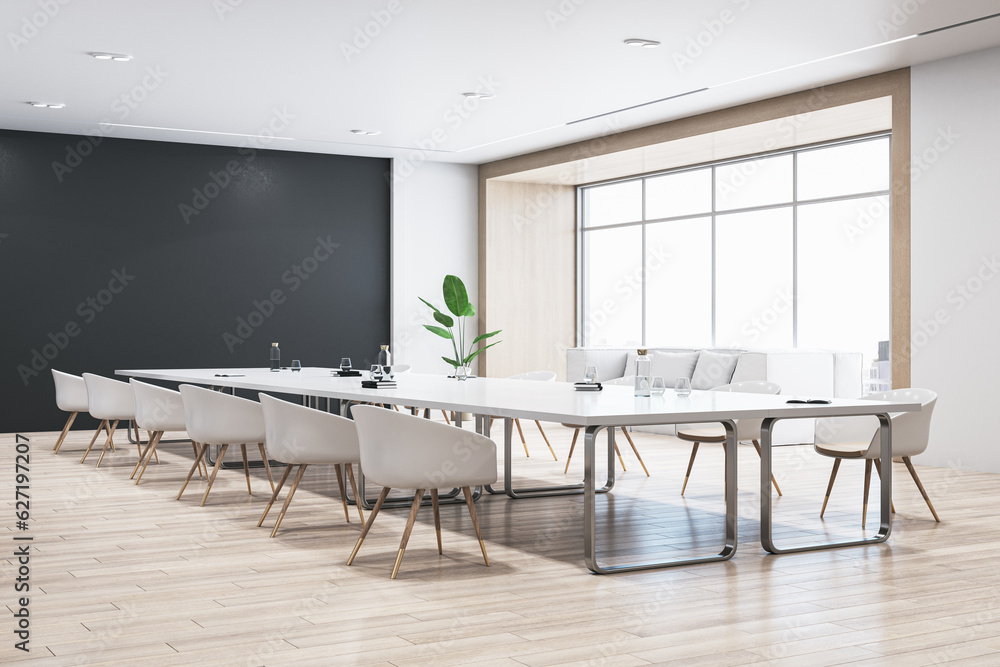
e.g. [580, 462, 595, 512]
[53, 411, 78, 453]
[463, 486, 490, 568]
[564, 429, 580, 474]
[135, 428, 144, 460]
[257, 443, 275, 492]
[391, 489, 426, 579]
[534, 421, 559, 461]
[80, 420, 108, 463]
[178, 443, 209, 500]
[334, 464, 349, 522]
[133, 431, 164, 484]
[902, 456, 941, 522]
[151, 432, 159, 464]
[431, 488, 442, 554]
[192, 442, 206, 479]
[862, 458, 873, 528]
[131, 430, 159, 479]
[752, 440, 781, 496]
[514, 419, 530, 457]
[347, 487, 390, 566]
[345, 464, 364, 523]
[820, 458, 841, 517]
[200, 444, 229, 507]
[619, 428, 648, 477]
[270, 464, 307, 538]
[240, 444, 252, 495]
[681, 442, 700, 496]
[258, 464, 294, 527]
[95, 419, 120, 468]
[441, 410, 451, 425]
[872, 459, 896, 514]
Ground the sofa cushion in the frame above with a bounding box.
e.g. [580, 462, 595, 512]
[690, 350, 740, 389]
[651, 351, 700, 386]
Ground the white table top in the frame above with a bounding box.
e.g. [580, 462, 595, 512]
[116, 367, 920, 426]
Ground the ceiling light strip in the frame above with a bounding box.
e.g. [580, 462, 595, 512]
[917, 11, 1000, 37]
[566, 88, 709, 125]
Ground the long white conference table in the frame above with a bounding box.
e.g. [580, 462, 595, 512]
[117, 367, 920, 574]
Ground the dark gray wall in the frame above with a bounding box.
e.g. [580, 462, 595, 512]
[1, 129, 390, 433]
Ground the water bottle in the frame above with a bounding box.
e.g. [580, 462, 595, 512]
[377, 344, 391, 368]
[270, 342, 280, 371]
[634, 348, 651, 397]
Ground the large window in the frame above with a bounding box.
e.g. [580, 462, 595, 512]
[579, 134, 890, 370]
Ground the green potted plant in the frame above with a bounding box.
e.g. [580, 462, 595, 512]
[420, 275, 501, 376]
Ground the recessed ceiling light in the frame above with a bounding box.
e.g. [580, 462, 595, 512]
[624, 38, 660, 48]
[90, 52, 132, 61]
[350, 129, 380, 136]
[462, 92, 495, 100]
[27, 101, 65, 108]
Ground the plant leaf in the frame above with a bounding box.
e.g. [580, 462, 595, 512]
[432, 311, 454, 328]
[464, 340, 501, 364]
[423, 324, 453, 340]
[442, 275, 469, 317]
[463, 302, 475, 317]
[441, 356, 460, 368]
[418, 296, 441, 314]
[471, 329, 501, 345]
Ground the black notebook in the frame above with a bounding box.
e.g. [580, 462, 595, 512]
[786, 398, 832, 404]
[362, 380, 397, 389]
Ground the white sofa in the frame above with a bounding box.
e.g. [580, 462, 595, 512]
[566, 347, 863, 445]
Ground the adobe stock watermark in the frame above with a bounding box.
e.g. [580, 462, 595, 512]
[221, 235, 340, 352]
[545, 0, 588, 30]
[673, 0, 752, 72]
[179, 107, 295, 224]
[387, 75, 500, 185]
[340, 0, 404, 63]
[583, 246, 670, 342]
[51, 65, 169, 182]
[16, 267, 136, 386]
[910, 253, 999, 358]
[7, 0, 72, 53]
[876, 0, 929, 38]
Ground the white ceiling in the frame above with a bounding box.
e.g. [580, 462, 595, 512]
[2, 0, 999, 165]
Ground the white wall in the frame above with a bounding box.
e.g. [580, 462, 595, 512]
[911, 46, 1000, 473]
[391, 161, 479, 374]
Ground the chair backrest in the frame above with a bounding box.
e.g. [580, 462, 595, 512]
[259, 393, 360, 465]
[52, 369, 88, 413]
[351, 405, 497, 489]
[178, 384, 265, 446]
[815, 388, 938, 458]
[711, 380, 782, 440]
[82, 373, 135, 421]
[130, 379, 186, 432]
[508, 370, 556, 382]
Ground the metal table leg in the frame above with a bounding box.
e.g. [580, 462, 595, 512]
[760, 413, 892, 553]
[485, 417, 616, 498]
[585, 420, 738, 573]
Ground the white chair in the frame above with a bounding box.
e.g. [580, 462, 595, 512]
[51, 369, 104, 454]
[562, 376, 649, 476]
[815, 387, 939, 527]
[347, 405, 497, 579]
[502, 371, 559, 460]
[676, 380, 782, 496]
[130, 379, 205, 484]
[258, 393, 364, 537]
[176, 385, 274, 507]
[81, 373, 141, 467]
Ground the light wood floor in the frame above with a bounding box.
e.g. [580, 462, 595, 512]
[3, 421, 999, 666]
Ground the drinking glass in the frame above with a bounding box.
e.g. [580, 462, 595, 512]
[674, 377, 692, 396]
[454, 366, 469, 381]
[383, 365, 394, 380]
[290, 360, 302, 372]
[340, 357, 352, 372]
[584, 365, 598, 384]
[651, 376, 665, 395]
[370, 364, 383, 381]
